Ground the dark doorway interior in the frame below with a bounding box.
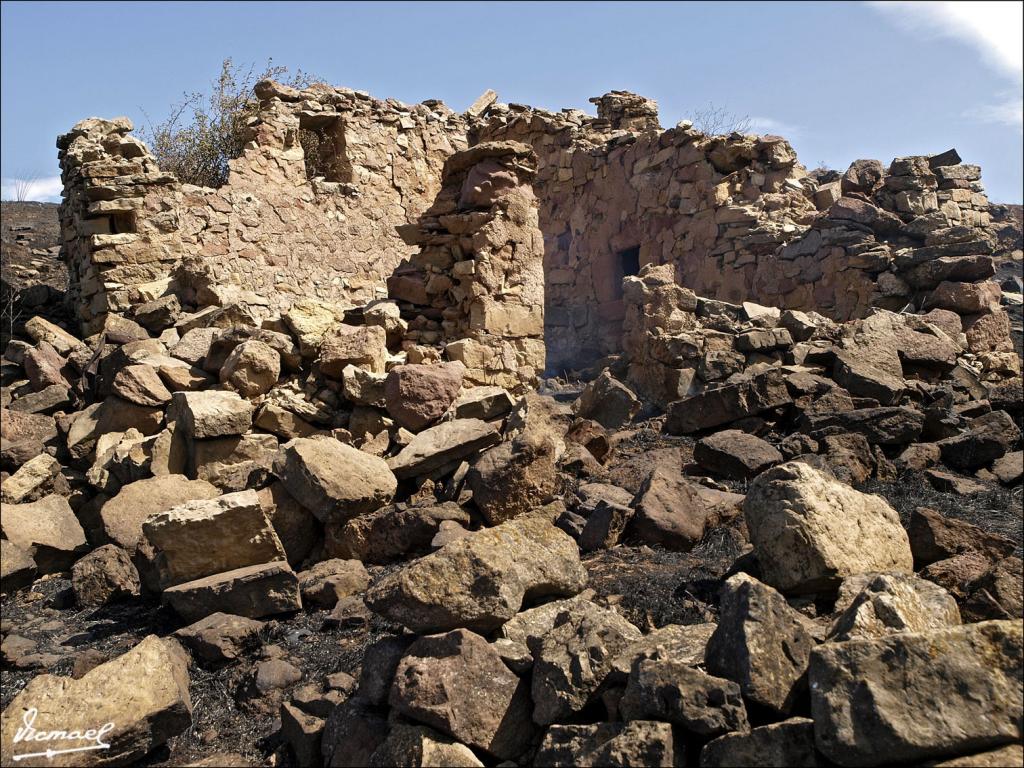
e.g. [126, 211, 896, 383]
[613, 245, 641, 298]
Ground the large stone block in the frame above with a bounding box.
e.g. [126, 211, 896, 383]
[0, 635, 192, 767]
[142, 489, 286, 588]
[809, 620, 1022, 766]
[743, 461, 912, 594]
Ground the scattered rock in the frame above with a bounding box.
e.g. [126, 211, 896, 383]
[162, 561, 301, 622]
[274, 437, 397, 522]
[535, 721, 676, 768]
[173, 390, 253, 440]
[620, 659, 748, 737]
[384, 362, 465, 431]
[700, 717, 821, 768]
[632, 465, 743, 551]
[744, 461, 913, 593]
[828, 572, 960, 642]
[325, 501, 469, 564]
[705, 573, 814, 715]
[530, 602, 641, 724]
[173, 612, 264, 666]
[809, 619, 1023, 766]
[0, 635, 193, 767]
[369, 724, 483, 768]
[98, 474, 220, 551]
[366, 510, 587, 633]
[142, 489, 287, 588]
[0, 539, 37, 593]
[908, 506, 1016, 568]
[298, 559, 370, 608]
[71, 544, 141, 606]
[1, 494, 87, 573]
[220, 340, 281, 397]
[694, 429, 783, 479]
[574, 371, 641, 430]
[390, 628, 533, 759]
[386, 418, 501, 480]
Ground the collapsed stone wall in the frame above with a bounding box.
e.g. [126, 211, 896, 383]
[389, 141, 545, 391]
[58, 81, 469, 334]
[59, 82, 1004, 381]
[473, 96, 1001, 371]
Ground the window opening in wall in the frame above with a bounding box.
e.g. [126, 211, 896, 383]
[613, 245, 641, 298]
[298, 113, 352, 183]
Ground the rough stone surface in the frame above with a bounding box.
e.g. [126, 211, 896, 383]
[0, 539, 37, 593]
[744, 461, 913, 593]
[574, 371, 641, 430]
[71, 544, 141, 607]
[620, 659, 748, 737]
[694, 429, 783, 478]
[530, 602, 642, 725]
[828, 572, 960, 642]
[220, 340, 281, 397]
[534, 722, 676, 768]
[908, 505, 1016, 569]
[384, 362, 465, 431]
[369, 724, 484, 768]
[700, 718, 821, 768]
[1, 494, 87, 573]
[326, 502, 469, 564]
[809, 620, 1023, 767]
[173, 612, 264, 666]
[142, 489, 286, 588]
[632, 464, 743, 551]
[0, 635, 192, 767]
[706, 573, 815, 716]
[173, 390, 253, 440]
[366, 511, 587, 633]
[112, 364, 173, 406]
[386, 418, 501, 479]
[98, 475, 220, 552]
[274, 437, 397, 522]
[298, 559, 370, 608]
[390, 629, 533, 759]
[162, 561, 301, 622]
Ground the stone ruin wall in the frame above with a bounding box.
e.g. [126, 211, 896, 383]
[390, 141, 546, 391]
[58, 81, 469, 335]
[59, 81, 1004, 380]
[473, 93, 1000, 371]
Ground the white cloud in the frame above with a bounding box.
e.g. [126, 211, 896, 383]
[970, 93, 1024, 132]
[1, 175, 62, 202]
[869, 2, 1023, 130]
[868, 1, 1023, 81]
[747, 116, 804, 137]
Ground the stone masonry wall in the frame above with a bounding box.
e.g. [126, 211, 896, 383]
[60, 83, 1003, 378]
[388, 141, 545, 392]
[472, 96, 1001, 372]
[59, 81, 469, 334]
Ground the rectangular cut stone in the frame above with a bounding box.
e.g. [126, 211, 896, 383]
[143, 489, 286, 588]
[162, 561, 301, 622]
[172, 390, 253, 439]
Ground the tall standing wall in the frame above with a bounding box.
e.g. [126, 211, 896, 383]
[59, 83, 1008, 373]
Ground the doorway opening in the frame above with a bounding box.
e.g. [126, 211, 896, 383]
[613, 245, 641, 298]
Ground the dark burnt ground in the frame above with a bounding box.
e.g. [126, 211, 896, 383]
[862, 473, 1023, 556]
[1, 568, 403, 767]
[1, 418, 1020, 766]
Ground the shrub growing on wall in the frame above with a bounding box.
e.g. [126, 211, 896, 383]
[139, 58, 317, 188]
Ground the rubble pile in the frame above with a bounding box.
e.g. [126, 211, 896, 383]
[0, 78, 1020, 768]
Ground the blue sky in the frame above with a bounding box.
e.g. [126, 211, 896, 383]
[2, 1, 1021, 202]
